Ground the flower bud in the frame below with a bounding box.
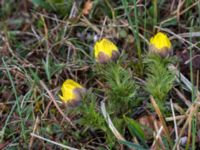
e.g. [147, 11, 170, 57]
[149, 32, 172, 57]
[59, 79, 86, 106]
[94, 38, 119, 63]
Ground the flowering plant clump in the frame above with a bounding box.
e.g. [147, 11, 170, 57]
[149, 32, 172, 57]
[94, 38, 119, 63]
[59, 79, 86, 106]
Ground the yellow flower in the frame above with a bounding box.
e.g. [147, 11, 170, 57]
[59, 79, 85, 106]
[149, 32, 172, 57]
[94, 38, 119, 63]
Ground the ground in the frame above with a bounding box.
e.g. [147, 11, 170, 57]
[1, 0, 200, 149]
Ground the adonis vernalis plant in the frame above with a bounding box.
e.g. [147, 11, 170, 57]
[94, 38, 119, 63]
[59, 79, 86, 106]
[149, 32, 172, 57]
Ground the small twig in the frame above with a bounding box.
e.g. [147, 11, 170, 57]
[41, 101, 53, 118]
[160, 1, 199, 26]
[150, 96, 173, 148]
[170, 0, 176, 11]
[151, 126, 163, 149]
[166, 112, 200, 121]
[184, 54, 200, 65]
[172, 103, 185, 115]
[174, 32, 200, 39]
[186, 111, 192, 149]
[63, 1, 78, 39]
[173, 87, 191, 107]
[169, 65, 198, 94]
[170, 99, 179, 150]
[81, 16, 101, 34]
[168, 64, 200, 149]
[39, 80, 77, 129]
[172, 104, 198, 150]
[176, 0, 185, 23]
[30, 133, 79, 150]
[100, 100, 125, 141]
[100, 16, 107, 39]
[29, 116, 40, 149]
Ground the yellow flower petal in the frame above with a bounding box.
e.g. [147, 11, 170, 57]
[94, 38, 119, 62]
[150, 32, 172, 50]
[59, 79, 84, 103]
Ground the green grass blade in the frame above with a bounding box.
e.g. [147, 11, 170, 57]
[2, 57, 26, 141]
[124, 117, 149, 148]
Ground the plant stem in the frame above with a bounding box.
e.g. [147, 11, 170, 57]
[122, 0, 143, 75]
[189, 22, 196, 150]
[153, 0, 157, 32]
[2, 58, 26, 140]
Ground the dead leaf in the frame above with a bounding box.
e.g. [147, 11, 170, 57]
[83, 0, 93, 15]
[137, 115, 159, 139]
[138, 115, 173, 138]
[0, 141, 10, 149]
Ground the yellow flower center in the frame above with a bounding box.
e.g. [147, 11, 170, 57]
[59, 79, 83, 103]
[150, 32, 172, 50]
[94, 38, 118, 59]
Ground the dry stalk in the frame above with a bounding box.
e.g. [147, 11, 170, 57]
[150, 96, 173, 148]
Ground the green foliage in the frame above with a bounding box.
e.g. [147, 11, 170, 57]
[119, 140, 148, 150]
[43, 58, 65, 81]
[2, 0, 200, 148]
[31, 0, 73, 17]
[79, 92, 105, 130]
[77, 91, 116, 148]
[102, 62, 138, 115]
[145, 54, 176, 111]
[124, 117, 148, 148]
[89, 0, 115, 19]
[88, 61, 140, 147]
[0, 0, 14, 19]
[121, 0, 143, 75]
